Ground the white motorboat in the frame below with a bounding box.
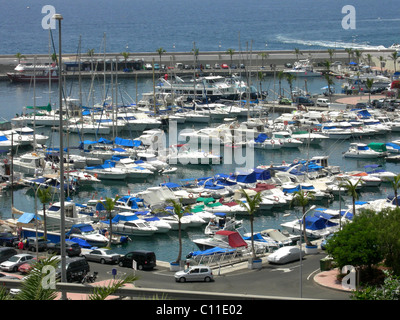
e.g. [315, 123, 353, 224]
[0, 133, 22, 151]
[67, 170, 101, 185]
[271, 131, 303, 148]
[11, 127, 49, 146]
[343, 143, 387, 159]
[136, 152, 169, 171]
[283, 59, 321, 77]
[192, 230, 249, 251]
[320, 124, 352, 140]
[12, 152, 49, 176]
[85, 162, 127, 180]
[101, 212, 158, 236]
[165, 144, 222, 165]
[112, 157, 154, 179]
[247, 133, 282, 150]
[280, 214, 338, 239]
[137, 214, 172, 233]
[66, 223, 109, 247]
[204, 213, 242, 236]
[290, 130, 328, 145]
[65, 120, 111, 135]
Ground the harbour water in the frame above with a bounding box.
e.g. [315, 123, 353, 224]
[1, 0, 400, 262]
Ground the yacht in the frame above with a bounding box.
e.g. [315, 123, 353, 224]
[101, 212, 158, 236]
[7, 63, 58, 83]
[343, 143, 387, 159]
[283, 59, 321, 77]
[66, 223, 109, 247]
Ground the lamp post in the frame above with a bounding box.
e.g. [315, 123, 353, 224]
[299, 204, 316, 298]
[52, 12, 66, 300]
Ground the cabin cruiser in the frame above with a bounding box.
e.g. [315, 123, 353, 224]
[66, 223, 109, 247]
[283, 59, 321, 77]
[290, 130, 328, 145]
[164, 144, 222, 165]
[12, 152, 52, 176]
[7, 63, 58, 82]
[101, 212, 158, 236]
[343, 143, 387, 159]
[85, 161, 127, 180]
[112, 157, 154, 179]
[270, 131, 303, 148]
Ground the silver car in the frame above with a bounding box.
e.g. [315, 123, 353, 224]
[0, 253, 35, 272]
[174, 265, 214, 283]
[82, 248, 121, 264]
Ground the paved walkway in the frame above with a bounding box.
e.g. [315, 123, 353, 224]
[334, 94, 386, 105]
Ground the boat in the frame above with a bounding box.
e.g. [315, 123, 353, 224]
[343, 143, 387, 159]
[112, 157, 154, 179]
[270, 131, 303, 148]
[164, 144, 223, 165]
[67, 170, 101, 185]
[246, 133, 282, 150]
[7, 63, 58, 83]
[283, 59, 321, 77]
[7, 127, 49, 146]
[192, 230, 248, 251]
[85, 161, 127, 180]
[12, 152, 49, 176]
[22, 174, 78, 194]
[100, 212, 158, 236]
[204, 212, 242, 236]
[66, 223, 109, 247]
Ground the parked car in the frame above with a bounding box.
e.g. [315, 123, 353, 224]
[284, 62, 292, 68]
[144, 63, 153, 70]
[0, 232, 19, 247]
[240, 63, 245, 69]
[0, 253, 35, 272]
[316, 98, 329, 107]
[81, 248, 121, 264]
[0, 247, 18, 264]
[56, 256, 90, 283]
[18, 257, 38, 274]
[221, 63, 229, 69]
[230, 64, 237, 69]
[205, 64, 211, 69]
[118, 250, 156, 270]
[295, 96, 315, 106]
[47, 241, 81, 257]
[279, 97, 292, 105]
[26, 237, 48, 252]
[214, 63, 221, 69]
[267, 246, 304, 265]
[153, 63, 160, 70]
[174, 265, 214, 283]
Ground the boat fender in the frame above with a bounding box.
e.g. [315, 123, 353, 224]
[188, 193, 194, 199]
[274, 196, 279, 202]
[288, 139, 292, 143]
[271, 139, 275, 145]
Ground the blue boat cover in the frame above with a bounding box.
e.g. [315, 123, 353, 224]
[66, 224, 95, 236]
[161, 182, 180, 188]
[253, 168, 271, 181]
[190, 246, 236, 257]
[17, 212, 41, 223]
[243, 233, 267, 242]
[236, 171, 257, 183]
[68, 237, 93, 248]
[115, 136, 142, 147]
[254, 133, 269, 143]
[302, 216, 337, 230]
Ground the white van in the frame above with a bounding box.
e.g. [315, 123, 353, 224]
[316, 98, 329, 107]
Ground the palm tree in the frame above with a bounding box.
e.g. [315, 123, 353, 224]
[98, 196, 120, 247]
[277, 70, 285, 98]
[365, 78, 374, 104]
[156, 47, 166, 71]
[340, 179, 362, 216]
[192, 47, 199, 67]
[15, 52, 26, 64]
[258, 52, 268, 68]
[324, 73, 335, 102]
[285, 73, 297, 102]
[390, 51, 398, 73]
[290, 190, 315, 246]
[235, 190, 262, 259]
[37, 188, 52, 241]
[121, 51, 129, 69]
[379, 56, 385, 73]
[327, 49, 334, 63]
[165, 199, 191, 264]
[226, 48, 235, 67]
[257, 71, 265, 99]
[390, 173, 400, 207]
[345, 48, 353, 64]
[294, 48, 302, 61]
[354, 49, 362, 66]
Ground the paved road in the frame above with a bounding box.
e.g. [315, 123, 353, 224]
[87, 252, 350, 300]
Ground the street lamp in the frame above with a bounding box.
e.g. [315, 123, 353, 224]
[52, 12, 66, 300]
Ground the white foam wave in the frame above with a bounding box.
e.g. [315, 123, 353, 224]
[276, 35, 387, 50]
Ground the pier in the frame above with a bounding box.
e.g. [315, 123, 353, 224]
[0, 48, 397, 81]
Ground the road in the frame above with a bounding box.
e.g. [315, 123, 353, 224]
[87, 252, 351, 300]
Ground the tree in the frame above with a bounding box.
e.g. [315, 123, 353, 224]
[165, 199, 191, 263]
[354, 49, 362, 65]
[326, 210, 383, 279]
[389, 173, 400, 207]
[390, 51, 398, 73]
[379, 56, 385, 73]
[98, 196, 120, 247]
[37, 188, 52, 241]
[226, 48, 235, 66]
[290, 190, 315, 246]
[327, 49, 334, 63]
[192, 47, 199, 66]
[257, 71, 265, 99]
[340, 179, 362, 216]
[15, 52, 26, 64]
[365, 78, 374, 104]
[285, 73, 297, 102]
[235, 190, 262, 259]
[323, 60, 334, 101]
[121, 51, 129, 69]
[156, 47, 166, 71]
[258, 52, 268, 68]
[345, 48, 353, 64]
[294, 48, 302, 61]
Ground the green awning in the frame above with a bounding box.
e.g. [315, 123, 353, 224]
[26, 103, 52, 112]
[367, 142, 387, 152]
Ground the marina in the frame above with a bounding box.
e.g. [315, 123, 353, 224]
[1, 3, 400, 303]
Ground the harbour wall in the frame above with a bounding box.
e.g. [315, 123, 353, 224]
[0, 48, 395, 81]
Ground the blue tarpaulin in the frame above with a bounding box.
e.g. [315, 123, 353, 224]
[254, 133, 269, 143]
[17, 212, 41, 224]
[115, 136, 142, 148]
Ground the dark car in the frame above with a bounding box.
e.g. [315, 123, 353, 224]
[295, 96, 315, 106]
[56, 256, 90, 282]
[118, 250, 156, 270]
[47, 241, 82, 257]
[0, 247, 18, 264]
[26, 237, 48, 252]
[0, 232, 19, 247]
